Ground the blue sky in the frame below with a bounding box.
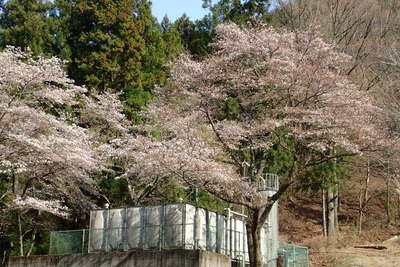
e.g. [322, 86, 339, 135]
[151, 0, 210, 22]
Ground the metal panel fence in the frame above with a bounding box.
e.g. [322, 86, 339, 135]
[48, 199, 282, 266]
[87, 204, 228, 253]
[48, 203, 281, 264]
[87, 205, 234, 253]
[48, 204, 281, 265]
[278, 242, 309, 267]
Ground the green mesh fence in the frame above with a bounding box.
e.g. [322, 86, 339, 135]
[49, 230, 88, 255]
[278, 241, 309, 267]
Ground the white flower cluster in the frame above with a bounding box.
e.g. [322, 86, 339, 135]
[0, 47, 131, 214]
[13, 196, 69, 218]
[123, 23, 389, 210]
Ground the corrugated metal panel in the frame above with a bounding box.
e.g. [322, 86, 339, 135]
[196, 208, 207, 250]
[234, 219, 245, 259]
[270, 199, 279, 264]
[216, 214, 225, 254]
[258, 189, 279, 266]
[184, 204, 196, 249]
[207, 211, 217, 252]
[164, 204, 183, 248]
[260, 224, 268, 263]
[225, 217, 233, 257]
[107, 208, 125, 251]
[126, 207, 142, 249]
[244, 225, 249, 262]
[143, 206, 162, 249]
[88, 210, 106, 252]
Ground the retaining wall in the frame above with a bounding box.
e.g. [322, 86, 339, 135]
[8, 249, 230, 267]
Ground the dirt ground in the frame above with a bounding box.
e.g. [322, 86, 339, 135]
[279, 193, 400, 267]
[308, 237, 400, 266]
[277, 171, 400, 267]
[334, 249, 399, 266]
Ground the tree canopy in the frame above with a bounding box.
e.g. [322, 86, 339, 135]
[0, 46, 130, 216]
[0, 0, 54, 55]
[113, 23, 388, 267]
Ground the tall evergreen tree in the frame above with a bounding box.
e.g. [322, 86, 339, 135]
[137, 1, 182, 91]
[122, 7, 185, 120]
[160, 16, 183, 60]
[0, 1, 4, 48]
[203, 0, 272, 25]
[174, 14, 213, 58]
[175, 1, 272, 58]
[46, 0, 75, 60]
[68, 0, 145, 92]
[0, 0, 54, 55]
[66, 0, 182, 119]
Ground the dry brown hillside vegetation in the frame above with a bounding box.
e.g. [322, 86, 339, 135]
[279, 165, 400, 266]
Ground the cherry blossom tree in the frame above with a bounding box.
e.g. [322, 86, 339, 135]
[0, 46, 130, 255]
[120, 23, 388, 267]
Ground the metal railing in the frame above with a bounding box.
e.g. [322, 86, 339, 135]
[258, 173, 280, 192]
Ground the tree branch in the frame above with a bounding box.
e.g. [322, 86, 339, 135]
[204, 108, 241, 165]
[305, 152, 356, 167]
[258, 181, 294, 229]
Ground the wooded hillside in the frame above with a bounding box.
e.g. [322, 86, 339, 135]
[1, 1, 400, 266]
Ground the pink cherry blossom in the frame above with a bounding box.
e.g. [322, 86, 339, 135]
[120, 23, 390, 267]
[0, 47, 130, 216]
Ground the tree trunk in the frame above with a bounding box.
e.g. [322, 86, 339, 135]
[2, 250, 7, 266]
[397, 194, 400, 224]
[244, 182, 291, 267]
[18, 212, 24, 256]
[333, 149, 340, 234]
[27, 228, 37, 256]
[333, 163, 339, 234]
[358, 159, 370, 234]
[358, 178, 363, 235]
[327, 187, 336, 237]
[288, 159, 297, 201]
[246, 218, 263, 267]
[386, 161, 391, 225]
[127, 182, 136, 202]
[322, 189, 327, 237]
[334, 188, 339, 234]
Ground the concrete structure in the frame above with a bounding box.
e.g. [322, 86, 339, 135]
[10, 175, 281, 267]
[84, 174, 280, 265]
[8, 249, 230, 267]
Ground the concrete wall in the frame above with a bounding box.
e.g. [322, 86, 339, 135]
[8, 249, 230, 267]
